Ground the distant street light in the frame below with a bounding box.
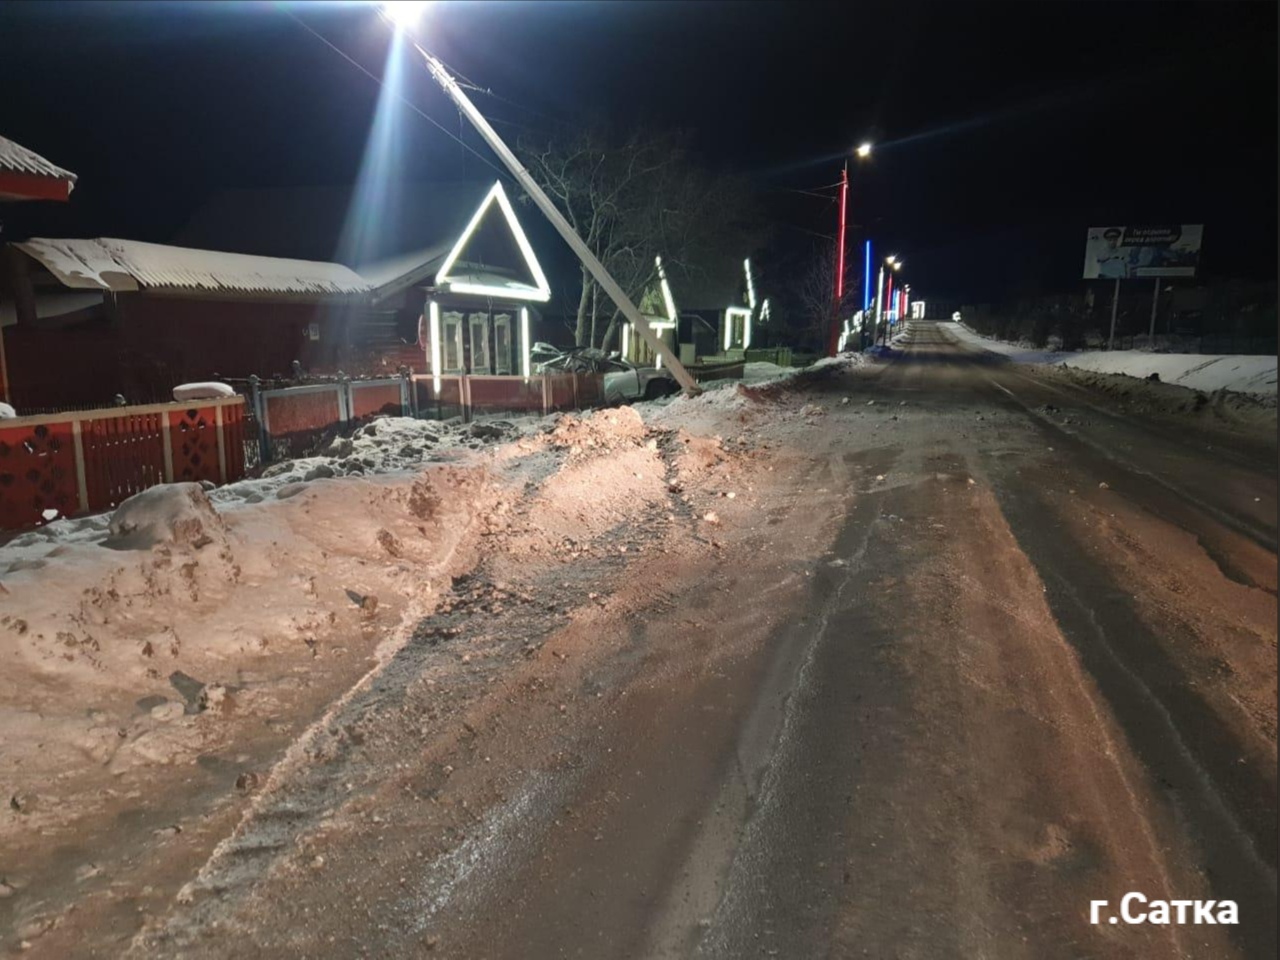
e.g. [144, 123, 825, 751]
[856, 142, 873, 159]
[877, 256, 905, 345]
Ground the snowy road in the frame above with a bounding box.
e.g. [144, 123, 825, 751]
[7, 324, 1275, 959]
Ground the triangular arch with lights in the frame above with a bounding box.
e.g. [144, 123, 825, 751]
[435, 181, 552, 302]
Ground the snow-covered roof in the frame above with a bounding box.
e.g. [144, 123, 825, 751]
[0, 135, 78, 186]
[357, 241, 453, 299]
[177, 179, 554, 304]
[15, 238, 371, 299]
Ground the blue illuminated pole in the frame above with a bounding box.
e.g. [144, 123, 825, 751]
[863, 240, 872, 312]
[862, 240, 872, 348]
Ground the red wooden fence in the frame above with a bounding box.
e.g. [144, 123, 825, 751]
[411, 373, 605, 421]
[0, 396, 247, 532]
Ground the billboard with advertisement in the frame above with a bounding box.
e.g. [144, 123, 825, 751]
[1082, 224, 1203, 279]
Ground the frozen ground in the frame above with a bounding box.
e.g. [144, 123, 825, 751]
[946, 320, 1278, 396]
[2, 332, 1273, 958]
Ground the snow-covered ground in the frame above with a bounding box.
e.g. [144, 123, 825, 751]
[944, 321, 1277, 396]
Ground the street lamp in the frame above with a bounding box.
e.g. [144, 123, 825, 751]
[829, 141, 875, 356]
[381, 0, 431, 30]
[374, 1, 700, 395]
[876, 256, 904, 345]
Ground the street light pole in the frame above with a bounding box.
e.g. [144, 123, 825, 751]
[399, 26, 701, 395]
[874, 264, 885, 344]
[1107, 277, 1121, 351]
[1148, 278, 1160, 342]
[827, 162, 849, 357]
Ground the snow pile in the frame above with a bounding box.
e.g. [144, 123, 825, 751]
[945, 322, 1069, 364]
[208, 415, 531, 508]
[173, 382, 235, 401]
[740, 361, 792, 384]
[1054, 352, 1276, 396]
[545, 406, 647, 455]
[812, 353, 869, 372]
[105, 482, 226, 550]
[945, 322, 1278, 396]
[643, 381, 756, 430]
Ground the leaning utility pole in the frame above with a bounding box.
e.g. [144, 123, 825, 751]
[406, 37, 701, 395]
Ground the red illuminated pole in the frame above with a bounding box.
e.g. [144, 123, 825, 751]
[883, 272, 894, 345]
[827, 163, 849, 356]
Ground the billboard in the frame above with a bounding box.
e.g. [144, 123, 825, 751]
[1082, 224, 1203, 279]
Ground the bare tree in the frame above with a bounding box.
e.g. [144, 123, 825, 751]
[796, 241, 860, 350]
[519, 125, 758, 350]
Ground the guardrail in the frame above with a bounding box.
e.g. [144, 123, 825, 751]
[0, 396, 247, 531]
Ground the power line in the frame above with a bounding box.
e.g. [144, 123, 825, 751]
[278, 5, 512, 185]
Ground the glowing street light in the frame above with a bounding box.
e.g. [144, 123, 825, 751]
[381, 0, 431, 31]
[828, 142, 875, 355]
[375, 1, 700, 395]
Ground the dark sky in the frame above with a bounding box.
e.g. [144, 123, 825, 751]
[1, 0, 1275, 306]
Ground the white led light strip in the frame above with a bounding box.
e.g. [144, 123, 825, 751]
[435, 181, 552, 303]
[429, 300, 442, 395]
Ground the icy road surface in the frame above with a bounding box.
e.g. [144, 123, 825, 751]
[3, 324, 1275, 959]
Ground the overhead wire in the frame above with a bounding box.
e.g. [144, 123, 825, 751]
[277, 5, 513, 185]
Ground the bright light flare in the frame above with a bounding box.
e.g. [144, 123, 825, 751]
[381, 1, 430, 30]
[856, 142, 873, 159]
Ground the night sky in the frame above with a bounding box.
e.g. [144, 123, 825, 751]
[1, 0, 1275, 308]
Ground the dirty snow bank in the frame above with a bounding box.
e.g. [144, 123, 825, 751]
[945, 321, 1277, 396]
[0, 402, 713, 857]
[641, 353, 870, 434]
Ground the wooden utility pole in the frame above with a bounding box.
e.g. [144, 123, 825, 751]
[411, 40, 701, 396]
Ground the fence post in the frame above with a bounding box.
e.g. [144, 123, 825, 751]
[337, 371, 351, 424]
[214, 403, 228, 483]
[160, 412, 175, 483]
[248, 375, 271, 465]
[70, 418, 89, 514]
[571, 372, 580, 410]
[400, 367, 415, 418]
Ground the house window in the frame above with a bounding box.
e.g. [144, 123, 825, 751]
[469, 313, 491, 374]
[724, 307, 751, 351]
[442, 311, 465, 372]
[493, 313, 512, 375]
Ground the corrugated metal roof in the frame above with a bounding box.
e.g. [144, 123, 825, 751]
[16, 238, 371, 298]
[0, 135, 78, 186]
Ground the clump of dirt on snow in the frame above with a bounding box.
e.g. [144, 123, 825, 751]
[546, 406, 647, 455]
[669, 429, 733, 488]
